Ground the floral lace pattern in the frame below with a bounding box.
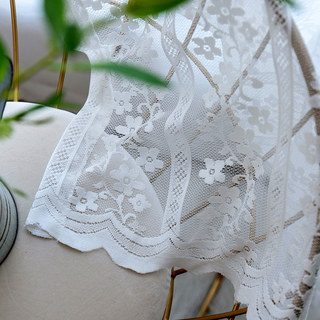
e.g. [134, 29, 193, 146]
[25, 0, 320, 319]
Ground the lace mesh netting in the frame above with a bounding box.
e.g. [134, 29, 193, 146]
[25, 0, 320, 318]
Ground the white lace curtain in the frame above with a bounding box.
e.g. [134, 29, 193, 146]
[26, 0, 320, 318]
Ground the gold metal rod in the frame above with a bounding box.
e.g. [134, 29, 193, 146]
[9, 0, 19, 101]
[197, 273, 224, 317]
[180, 307, 248, 320]
[162, 267, 176, 320]
[228, 302, 241, 320]
[55, 51, 68, 108]
[314, 108, 320, 136]
[172, 268, 187, 278]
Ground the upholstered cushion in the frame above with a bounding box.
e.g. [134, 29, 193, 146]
[0, 102, 169, 320]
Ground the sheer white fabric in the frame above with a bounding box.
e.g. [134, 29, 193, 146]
[25, 0, 320, 318]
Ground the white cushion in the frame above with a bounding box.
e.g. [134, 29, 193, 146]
[0, 102, 169, 320]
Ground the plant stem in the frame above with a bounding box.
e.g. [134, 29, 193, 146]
[18, 50, 59, 83]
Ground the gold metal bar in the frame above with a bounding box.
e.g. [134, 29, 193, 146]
[9, 0, 19, 101]
[291, 21, 319, 97]
[55, 51, 68, 108]
[314, 106, 320, 136]
[197, 273, 224, 317]
[172, 268, 188, 278]
[180, 307, 248, 320]
[162, 267, 176, 320]
[228, 302, 241, 320]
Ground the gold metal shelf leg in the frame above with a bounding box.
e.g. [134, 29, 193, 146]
[162, 268, 176, 320]
[162, 268, 187, 320]
[180, 307, 248, 320]
[9, 0, 19, 101]
[228, 302, 241, 320]
[197, 273, 224, 317]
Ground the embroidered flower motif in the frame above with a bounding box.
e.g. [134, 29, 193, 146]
[83, 0, 108, 10]
[110, 7, 139, 32]
[113, 91, 133, 115]
[233, 238, 257, 263]
[248, 107, 273, 133]
[207, 0, 244, 25]
[298, 132, 320, 164]
[229, 127, 261, 156]
[136, 37, 158, 59]
[99, 190, 109, 200]
[199, 158, 226, 184]
[209, 186, 242, 215]
[202, 88, 219, 109]
[300, 194, 317, 217]
[196, 112, 221, 142]
[129, 194, 151, 212]
[136, 147, 164, 172]
[192, 37, 221, 60]
[70, 187, 98, 212]
[115, 115, 143, 138]
[251, 157, 264, 179]
[272, 273, 294, 305]
[214, 62, 237, 94]
[238, 22, 258, 42]
[110, 164, 144, 196]
[183, 4, 198, 20]
[86, 154, 104, 173]
[202, 207, 229, 240]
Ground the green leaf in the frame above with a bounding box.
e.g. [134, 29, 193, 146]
[0, 177, 28, 198]
[44, 0, 84, 52]
[23, 117, 53, 125]
[126, 0, 190, 17]
[39, 92, 64, 107]
[0, 37, 9, 83]
[0, 119, 13, 140]
[70, 61, 168, 87]
[43, 0, 66, 41]
[11, 188, 28, 198]
[64, 24, 83, 52]
[0, 177, 9, 189]
[277, 0, 296, 7]
[8, 104, 46, 121]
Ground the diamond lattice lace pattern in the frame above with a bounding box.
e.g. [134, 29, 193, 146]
[26, 0, 320, 319]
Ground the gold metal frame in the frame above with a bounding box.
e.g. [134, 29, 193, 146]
[162, 269, 247, 320]
[9, 0, 67, 108]
[9, 0, 19, 101]
[197, 274, 224, 317]
[8, 1, 320, 319]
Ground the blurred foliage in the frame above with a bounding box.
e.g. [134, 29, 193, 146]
[126, 0, 190, 17]
[0, 0, 299, 136]
[69, 61, 168, 87]
[0, 177, 27, 198]
[0, 0, 297, 196]
[0, 95, 60, 141]
[0, 38, 9, 83]
[126, 0, 296, 16]
[0, 0, 299, 142]
[278, 0, 297, 7]
[42, 0, 168, 85]
[0, 118, 13, 140]
[44, 0, 83, 52]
